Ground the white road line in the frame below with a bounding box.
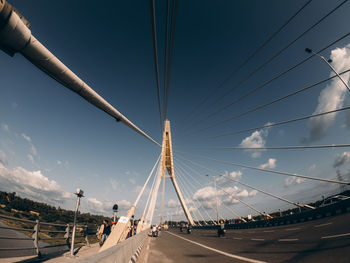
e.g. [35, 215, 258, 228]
[263, 230, 274, 233]
[285, 228, 301, 231]
[251, 238, 265, 241]
[167, 232, 267, 263]
[278, 239, 299, 242]
[321, 232, 350, 239]
[234, 237, 243, 240]
[314, 222, 333, 228]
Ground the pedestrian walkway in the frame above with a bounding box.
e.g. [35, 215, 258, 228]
[1, 243, 100, 263]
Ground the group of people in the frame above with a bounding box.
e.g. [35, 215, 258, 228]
[98, 220, 138, 246]
[127, 224, 137, 238]
[98, 219, 226, 246]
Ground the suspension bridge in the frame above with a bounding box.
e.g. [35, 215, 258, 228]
[1, 0, 350, 262]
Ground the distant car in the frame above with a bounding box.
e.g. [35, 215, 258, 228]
[320, 195, 350, 207]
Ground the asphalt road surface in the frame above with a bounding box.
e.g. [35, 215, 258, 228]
[0, 221, 68, 258]
[139, 212, 350, 263]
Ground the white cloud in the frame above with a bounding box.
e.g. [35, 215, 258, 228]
[249, 190, 258, 196]
[0, 151, 8, 166]
[0, 163, 130, 216]
[21, 133, 38, 156]
[21, 133, 32, 143]
[27, 154, 34, 164]
[239, 125, 270, 158]
[129, 178, 136, 185]
[333, 152, 350, 168]
[0, 163, 73, 205]
[110, 179, 118, 190]
[193, 184, 258, 209]
[284, 176, 305, 187]
[82, 198, 131, 215]
[167, 199, 180, 208]
[302, 43, 350, 143]
[217, 170, 242, 184]
[228, 171, 242, 179]
[30, 145, 37, 156]
[346, 100, 350, 129]
[1, 124, 9, 132]
[57, 160, 62, 165]
[11, 102, 18, 109]
[308, 164, 316, 173]
[259, 158, 276, 169]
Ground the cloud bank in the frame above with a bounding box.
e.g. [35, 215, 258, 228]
[0, 163, 127, 215]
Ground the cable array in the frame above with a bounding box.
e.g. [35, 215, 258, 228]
[182, 0, 349, 129]
[182, 0, 314, 125]
[188, 68, 350, 135]
[149, 0, 163, 129]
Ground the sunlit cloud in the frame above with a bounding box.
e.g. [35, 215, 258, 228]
[284, 176, 305, 187]
[302, 43, 350, 143]
[1, 123, 9, 132]
[259, 158, 276, 169]
[0, 151, 8, 166]
[239, 125, 271, 158]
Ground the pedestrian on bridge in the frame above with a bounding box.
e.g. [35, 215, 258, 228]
[218, 220, 226, 237]
[98, 220, 111, 246]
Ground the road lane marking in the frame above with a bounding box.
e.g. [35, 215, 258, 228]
[285, 228, 300, 231]
[251, 238, 265, 241]
[321, 232, 350, 239]
[314, 222, 332, 228]
[278, 239, 299, 242]
[234, 237, 243, 240]
[167, 232, 267, 263]
[263, 230, 274, 233]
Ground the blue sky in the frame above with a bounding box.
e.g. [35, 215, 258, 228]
[1, 0, 350, 222]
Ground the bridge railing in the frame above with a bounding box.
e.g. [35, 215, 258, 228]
[194, 198, 350, 230]
[0, 213, 97, 257]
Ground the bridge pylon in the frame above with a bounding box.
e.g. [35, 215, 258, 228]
[147, 120, 194, 225]
[101, 120, 193, 252]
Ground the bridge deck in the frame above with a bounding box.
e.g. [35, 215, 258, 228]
[139, 212, 350, 263]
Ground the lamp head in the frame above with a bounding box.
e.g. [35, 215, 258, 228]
[75, 188, 84, 197]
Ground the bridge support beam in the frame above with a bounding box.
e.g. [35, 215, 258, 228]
[160, 120, 194, 225]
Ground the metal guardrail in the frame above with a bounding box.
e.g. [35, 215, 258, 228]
[194, 198, 350, 230]
[0, 213, 98, 257]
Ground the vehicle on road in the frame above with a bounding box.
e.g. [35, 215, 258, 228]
[187, 225, 192, 234]
[151, 225, 158, 237]
[217, 228, 226, 237]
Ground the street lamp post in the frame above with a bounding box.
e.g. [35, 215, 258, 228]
[113, 204, 118, 223]
[305, 48, 350, 92]
[70, 189, 84, 256]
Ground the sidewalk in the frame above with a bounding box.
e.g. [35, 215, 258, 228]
[1, 243, 101, 263]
